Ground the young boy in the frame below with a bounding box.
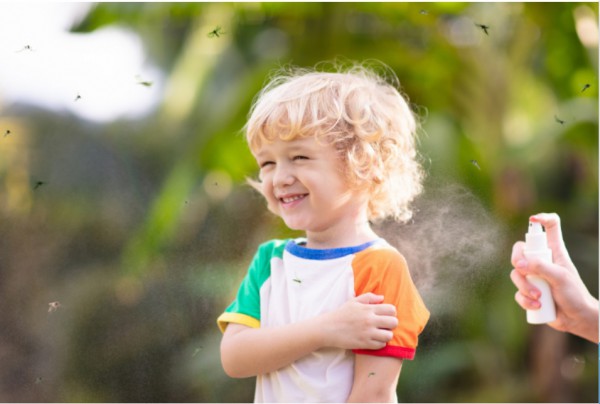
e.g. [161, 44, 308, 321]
[217, 62, 430, 402]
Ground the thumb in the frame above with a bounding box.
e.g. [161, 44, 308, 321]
[355, 293, 384, 304]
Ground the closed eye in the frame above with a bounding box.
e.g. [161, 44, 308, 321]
[259, 161, 274, 168]
[293, 155, 309, 161]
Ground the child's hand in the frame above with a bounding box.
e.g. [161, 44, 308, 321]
[510, 213, 599, 343]
[320, 293, 398, 350]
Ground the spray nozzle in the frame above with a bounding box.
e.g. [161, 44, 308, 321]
[528, 221, 544, 234]
[525, 221, 549, 252]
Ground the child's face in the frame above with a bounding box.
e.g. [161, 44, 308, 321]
[253, 136, 368, 239]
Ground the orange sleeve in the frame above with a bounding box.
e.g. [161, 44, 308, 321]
[351, 247, 429, 360]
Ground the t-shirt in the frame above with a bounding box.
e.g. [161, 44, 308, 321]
[217, 238, 429, 402]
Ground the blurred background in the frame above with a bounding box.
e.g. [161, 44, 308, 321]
[0, 2, 597, 402]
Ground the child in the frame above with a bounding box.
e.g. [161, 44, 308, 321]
[217, 61, 430, 402]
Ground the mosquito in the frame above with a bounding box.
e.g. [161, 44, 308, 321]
[74, 93, 82, 102]
[136, 75, 153, 87]
[368, 372, 376, 377]
[292, 278, 302, 284]
[208, 26, 225, 38]
[419, 9, 429, 15]
[581, 83, 591, 93]
[35, 377, 43, 384]
[16, 45, 33, 52]
[48, 301, 61, 313]
[470, 159, 481, 170]
[192, 347, 203, 357]
[4, 129, 10, 137]
[475, 23, 490, 36]
[554, 114, 565, 125]
[33, 180, 46, 190]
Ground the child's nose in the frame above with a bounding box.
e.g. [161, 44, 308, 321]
[273, 163, 295, 187]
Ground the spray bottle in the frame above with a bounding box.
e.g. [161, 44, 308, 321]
[524, 221, 557, 324]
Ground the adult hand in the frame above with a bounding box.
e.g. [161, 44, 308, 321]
[510, 213, 599, 343]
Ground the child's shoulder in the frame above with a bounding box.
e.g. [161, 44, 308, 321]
[247, 239, 292, 275]
[361, 239, 406, 259]
[353, 240, 409, 271]
[257, 238, 290, 249]
[254, 238, 294, 258]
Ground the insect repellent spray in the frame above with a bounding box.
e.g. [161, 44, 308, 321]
[524, 221, 557, 324]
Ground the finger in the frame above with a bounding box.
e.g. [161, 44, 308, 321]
[373, 303, 397, 317]
[372, 310, 398, 326]
[522, 258, 573, 290]
[511, 241, 527, 268]
[355, 293, 384, 304]
[529, 212, 563, 244]
[510, 269, 540, 300]
[515, 290, 541, 311]
[366, 340, 387, 350]
[529, 212, 573, 266]
[375, 316, 398, 331]
[372, 329, 394, 343]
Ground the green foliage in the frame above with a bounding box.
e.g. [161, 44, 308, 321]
[0, 2, 597, 403]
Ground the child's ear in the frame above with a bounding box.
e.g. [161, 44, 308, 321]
[246, 177, 263, 194]
[246, 177, 281, 216]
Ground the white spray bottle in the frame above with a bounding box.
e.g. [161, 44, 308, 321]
[524, 221, 557, 324]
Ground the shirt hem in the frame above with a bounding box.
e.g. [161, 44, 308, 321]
[352, 345, 416, 360]
[217, 312, 260, 333]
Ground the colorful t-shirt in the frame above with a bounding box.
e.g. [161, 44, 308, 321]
[217, 238, 429, 403]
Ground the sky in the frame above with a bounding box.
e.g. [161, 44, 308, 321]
[0, 2, 163, 122]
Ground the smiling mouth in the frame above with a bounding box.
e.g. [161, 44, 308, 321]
[279, 194, 307, 204]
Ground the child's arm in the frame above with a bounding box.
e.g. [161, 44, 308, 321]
[346, 247, 429, 402]
[346, 355, 403, 403]
[220, 293, 398, 378]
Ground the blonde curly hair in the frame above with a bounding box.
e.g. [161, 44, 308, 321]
[245, 61, 425, 223]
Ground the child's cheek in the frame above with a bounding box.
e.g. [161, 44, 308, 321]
[265, 195, 280, 216]
[262, 182, 280, 216]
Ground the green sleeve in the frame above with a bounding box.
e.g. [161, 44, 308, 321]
[216, 239, 287, 332]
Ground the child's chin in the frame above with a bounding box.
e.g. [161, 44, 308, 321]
[282, 218, 308, 232]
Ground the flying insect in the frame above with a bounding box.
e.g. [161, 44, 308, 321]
[475, 23, 490, 35]
[136, 75, 153, 87]
[48, 301, 61, 313]
[16, 45, 33, 52]
[208, 26, 225, 38]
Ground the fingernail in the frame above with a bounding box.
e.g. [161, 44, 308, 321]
[516, 259, 528, 268]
